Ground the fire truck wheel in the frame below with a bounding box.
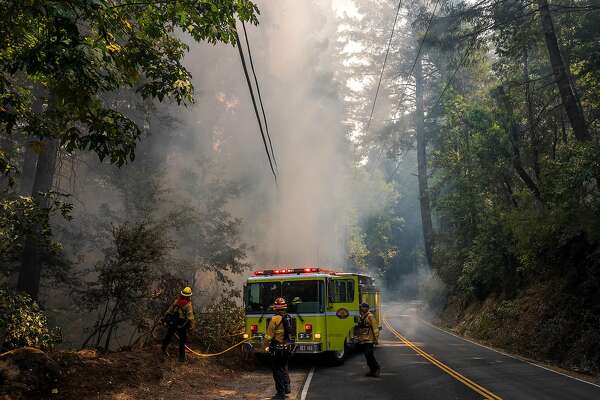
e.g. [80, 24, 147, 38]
[326, 340, 347, 366]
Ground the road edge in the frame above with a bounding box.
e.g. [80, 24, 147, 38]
[299, 366, 315, 400]
[420, 317, 600, 389]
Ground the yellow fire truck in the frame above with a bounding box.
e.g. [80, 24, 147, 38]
[243, 267, 381, 364]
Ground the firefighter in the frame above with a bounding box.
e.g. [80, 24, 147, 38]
[161, 286, 195, 362]
[266, 297, 293, 399]
[358, 302, 380, 377]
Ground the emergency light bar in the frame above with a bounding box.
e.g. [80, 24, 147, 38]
[253, 267, 336, 276]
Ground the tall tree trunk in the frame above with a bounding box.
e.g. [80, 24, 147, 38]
[19, 88, 44, 195]
[537, 0, 590, 141]
[17, 138, 59, 299]
[20, 142, 38, 195]
[415, 57, 434, 268]
[523, 46, 541, 181]
[497, 86, 542, 201]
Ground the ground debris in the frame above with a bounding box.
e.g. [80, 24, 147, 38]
[0, 347, 60, 399]
[53, 345, 305, 399]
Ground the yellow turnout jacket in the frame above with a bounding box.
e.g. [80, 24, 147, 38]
[357, 311, 379, 343]
[166, 298, 194, 326]
[266, 314, 287, 344]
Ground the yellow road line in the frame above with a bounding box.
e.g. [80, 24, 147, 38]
[383, 317, 502, 400]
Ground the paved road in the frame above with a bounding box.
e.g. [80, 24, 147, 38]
[303, 302, 600, 400]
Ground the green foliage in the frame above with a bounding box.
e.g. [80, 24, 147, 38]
[434, 90, 600, 298]
[0, 0, 259, 175]
[344, 160, 419, 290]
[0, 193, 71, 278]
[0, 148, 16, 187]
[463, 300, 519, 341]
[0, 287, 62, 351]
[192, 288, 245, 352]
[347, 223, 369, 271]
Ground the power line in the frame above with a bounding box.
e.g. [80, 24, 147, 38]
[364, 0, 403, 135]
[235, 26, 277, 182]
[241, 21, 277, 171]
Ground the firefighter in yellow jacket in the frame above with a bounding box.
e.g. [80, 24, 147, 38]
[266, 297, 292, 399]
[161, 287, 195, 362]
[358, 302, 380, 377]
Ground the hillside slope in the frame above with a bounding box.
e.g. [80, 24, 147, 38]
[438, 279, 600, 377]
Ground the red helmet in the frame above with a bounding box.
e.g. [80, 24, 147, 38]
[273, 297, 287, 310]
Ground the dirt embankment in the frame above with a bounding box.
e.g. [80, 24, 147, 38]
[1, 347, 307, 400]
[436, 280, 600, 378]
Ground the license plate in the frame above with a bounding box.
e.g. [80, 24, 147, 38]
[296, 344, 319, 353]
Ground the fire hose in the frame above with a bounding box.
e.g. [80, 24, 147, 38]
[174, 333, 252, 358]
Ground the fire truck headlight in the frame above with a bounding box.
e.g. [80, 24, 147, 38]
[314, 333, 321, 339]
[243, 333, 249, 339]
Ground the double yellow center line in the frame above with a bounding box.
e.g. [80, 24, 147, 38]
[383, 317, 502, 400]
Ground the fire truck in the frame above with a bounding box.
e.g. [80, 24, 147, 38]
[243, 267, 381, 364]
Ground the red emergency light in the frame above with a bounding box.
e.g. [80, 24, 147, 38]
[251, 324, 258, 334]
[253, 267, 336, 276]
[273, 268, 294, 274]
[304, 323, 313, 333]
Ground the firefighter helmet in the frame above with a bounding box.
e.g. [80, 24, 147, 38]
[273, 297, 287, 310]
[181, 287, 193, 297]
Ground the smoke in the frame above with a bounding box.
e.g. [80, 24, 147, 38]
[172, 0, 355, 268]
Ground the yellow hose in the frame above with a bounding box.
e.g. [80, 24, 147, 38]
[174, 334, 252, 358]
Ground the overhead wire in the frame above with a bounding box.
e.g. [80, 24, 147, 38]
[364, 0, 403, 135]
[234, 25, 277, 182]
[241, 21, 278, 171]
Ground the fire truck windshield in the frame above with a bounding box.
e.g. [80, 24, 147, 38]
[245, 280, 323, 314]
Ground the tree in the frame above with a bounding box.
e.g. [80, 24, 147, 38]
[537, 0, 590, 141]
[0, 0, 259, 298]
[17, 139, 59, 298]
[79, 221, 176, 350]
[415, 55, 435, 268]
